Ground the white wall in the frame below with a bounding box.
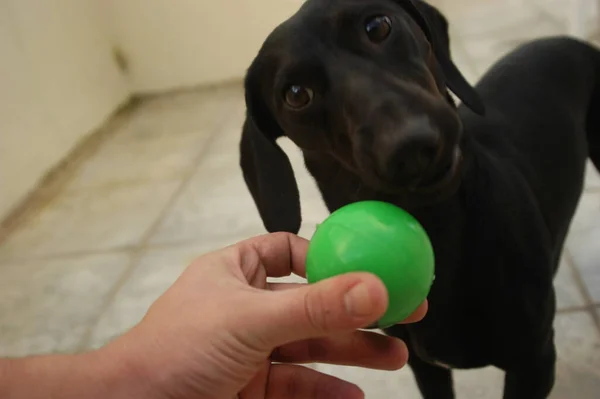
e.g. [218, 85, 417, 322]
[0, 0, 303, 219]
[106, 0, 303, 93]
[0, 0, 130, 218]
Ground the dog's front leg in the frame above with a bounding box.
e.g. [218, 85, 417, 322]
[502, 339, 557, 399]
[407, 351, 455, 399]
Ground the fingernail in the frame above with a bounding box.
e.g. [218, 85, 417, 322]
[344, 283, 373, 317]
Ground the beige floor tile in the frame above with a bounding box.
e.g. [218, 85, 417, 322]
[414, 2, 501, 86]
[87, 233, 306, 349]
[452, 367, 505, 398]
[148, 112, 329, 246]
[463, 21, 562, 76]
[315, 364, 422, 397]
[585, 160, 600, 191]
[555, 256, 586, 309]
[316, 362, 504, 398]
[533, 0, 599, 35]
[567, 193, 600, 302]
[86, 243, 207, 349]
[448, 33, 480, 86]
[147, 101, 263, 245]
[147, 160, 267, 246]
[454, 3, 555, 38]
[268, 272, 307, 286]
[431, 0, 518, 22]
[439, 0, 563, 76]
[65, 85, 241, 191]
[0, 252, 131, 357]
[436, 2, 563, 89]
[130, 84, 242, 128]
[0, 181, 180, 260]
[278, 137, 332, 225]
[64, 127, 207, 191]
[551, 311, 600, 398]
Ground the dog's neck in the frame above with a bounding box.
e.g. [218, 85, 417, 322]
[303, 148, 470, 277]
[302, 149, 469, 221]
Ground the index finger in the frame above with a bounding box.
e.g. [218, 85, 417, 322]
[235, 232, 310, 279]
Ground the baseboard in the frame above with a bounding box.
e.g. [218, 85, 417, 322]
[0, 96, 140, 245]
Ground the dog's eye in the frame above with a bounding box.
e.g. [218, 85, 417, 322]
[365, 15, 392, 43]
[284, 85, 314, 110]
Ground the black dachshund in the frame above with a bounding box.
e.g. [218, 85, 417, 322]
[238, 0, 600, 397]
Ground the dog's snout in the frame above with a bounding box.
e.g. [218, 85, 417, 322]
[384, 118, 441, 183]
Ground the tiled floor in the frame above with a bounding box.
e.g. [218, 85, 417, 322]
[1, 0, 600, 397]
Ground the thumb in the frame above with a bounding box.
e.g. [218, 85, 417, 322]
[254, 272, 389, 348]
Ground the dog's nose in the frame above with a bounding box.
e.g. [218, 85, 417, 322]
[386, 118, 440, 183]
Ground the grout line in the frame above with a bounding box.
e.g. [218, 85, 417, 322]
[557, 305, 598, 314]
[0, 98, 249, 266]
[528, 2, 571, 30]
[585, 186, 600, 194]
[61, 174, 199, 195]
[76, 100, 236, 351]
[0, 98, 142, 246]
[0, 247, 137, 264]
[134, 77, 242, 101]
[0, 225, 266, 265]
[0, 82, 244, 250]
[563, 248, 600, 333]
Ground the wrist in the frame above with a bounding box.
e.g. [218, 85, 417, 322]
[0, 345, 154, 399]
[95, 334, 161, 399]
[0, 352, 103, 399]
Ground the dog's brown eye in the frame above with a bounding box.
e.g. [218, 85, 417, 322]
[284, 85, 314, 109]
[365, 15, 392, 43]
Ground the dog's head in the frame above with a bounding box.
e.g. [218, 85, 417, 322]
[240, 0, 485, 233]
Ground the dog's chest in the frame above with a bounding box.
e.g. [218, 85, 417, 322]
[407, 318, 493, 369]
[431, 360, 454, 369]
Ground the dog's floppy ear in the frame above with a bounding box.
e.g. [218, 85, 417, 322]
[402, 0, 485, 115]
[239, 61, 302, 234]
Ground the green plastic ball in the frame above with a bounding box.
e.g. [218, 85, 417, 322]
[306, 201, 435, 329]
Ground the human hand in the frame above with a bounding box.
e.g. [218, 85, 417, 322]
[104, 233, 428, 399]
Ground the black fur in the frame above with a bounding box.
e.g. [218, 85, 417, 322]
[239, 0, 600, 397]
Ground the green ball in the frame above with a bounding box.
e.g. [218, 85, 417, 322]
[306, 201, 435, 329]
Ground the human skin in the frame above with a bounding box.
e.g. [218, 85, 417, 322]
[1, 233, 427, 399]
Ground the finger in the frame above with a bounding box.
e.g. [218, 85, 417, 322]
[263, 364, 364, 399]
[268, 288, 426, 319]
[236, 233, 428, 325]
[272, 330, 408, 370]
[250, 272, 389, 348]
[398, 300, 428, 324]
[235, 232, 310, 279]
[240, 361, 270, 399]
